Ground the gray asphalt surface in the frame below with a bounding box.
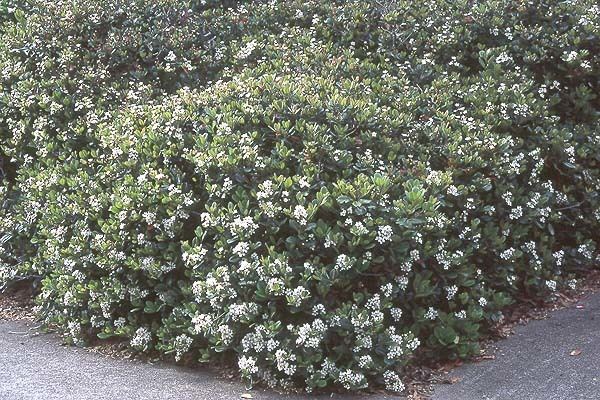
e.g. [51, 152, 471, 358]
[1, 293, 598, 400]
[433, 292, 600, 400]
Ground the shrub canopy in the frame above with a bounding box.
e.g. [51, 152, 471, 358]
[1, 0, 599, 392]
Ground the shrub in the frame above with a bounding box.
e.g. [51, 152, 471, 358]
[1, 0, 599, 393]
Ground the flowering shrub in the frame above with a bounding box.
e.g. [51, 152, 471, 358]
[1, 0, 599, 393]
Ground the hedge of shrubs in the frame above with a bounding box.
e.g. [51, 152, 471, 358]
[1, 0, 599, 393]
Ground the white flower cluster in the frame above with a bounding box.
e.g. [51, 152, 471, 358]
[131, 327, 152, 350]
[335, 254, 354, 271]
[294, 319, 326, 348]
[192, 314, 213, 334]
[424, 307, 438, 320]
[174, 334, 194, 361]
[375, 225, 394, 244]
[338, 369, 367, 390]
[238, 355, 259, 375]
[236, 40, 258, 60]
[293, 205, 308, 226]
[275, 349, 297, 376]
[383, 370, 405, 392]
[445, 285, 458, 300]
[286, 286, 311, 307]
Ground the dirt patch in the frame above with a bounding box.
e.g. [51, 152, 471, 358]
[0, 283, 36, 321]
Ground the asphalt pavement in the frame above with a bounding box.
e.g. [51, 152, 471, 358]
[433, 292, 600, 400]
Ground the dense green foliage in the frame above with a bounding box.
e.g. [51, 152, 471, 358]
[1, 0, 599, 392]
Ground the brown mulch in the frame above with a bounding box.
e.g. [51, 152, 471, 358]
[0, 282, 36, 321]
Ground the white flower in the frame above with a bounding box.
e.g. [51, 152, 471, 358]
[335, 254, 353, 271]
[238, 355, 259, 375]
[131, 327, 152, 350]
[233, 241, 250, 257]
[562, 50, 579, 63]
[578, 244, 593, 259]
[217, 324, 234, 345]
[509, 206, 523, 220]
[366, 294, 381, 311]
[229, 216, 258, 237]
[375, 225, 393, 244]
[200, 212, 213, 227]
[479, 297, 488, 307]
[294, 319, 326, 348]
[447, 185, 460, 196]
[495, 52, 512, 64]
[358, 355, 372, 368]
[192, 314, 213, 334]
[312, 304, 326, 316]
[293, 205, 308, 225]
[502, 191, 513, 206]
[410, 249, 420, 261]
[380, 283, 393, 297]
[165, 50, 177, 62]
[507, 274, 517, 285]
[67, 321, 81, 340]
[174, 334, 193, 361]
[286, 286, 311, 307]
[424, 307, 438, 320]
[395, 275, 409, 290]
[445, 285, 458, 300]
[338, 369, 367, 390]
[324, 236, 335, 248]
[383, 370, 405, 392]
[228, 303, 258, 321]
[266, 277, 285, 294]
[350, 221, 369, 236]
[298, 176, 310, 188]
[236, 40, 258, 60]
[500, 247, 515, 260]
[275, 349, 297, 376]
[390, 308, 403, 321]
